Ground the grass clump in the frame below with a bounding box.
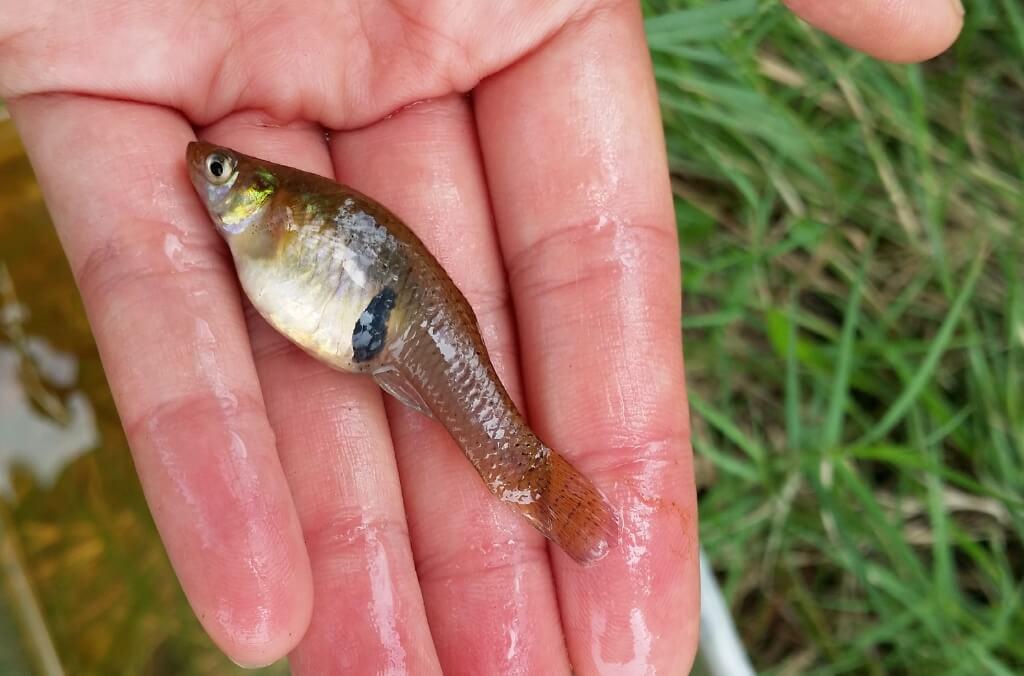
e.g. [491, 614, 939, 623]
[645, 0, 1024, 672]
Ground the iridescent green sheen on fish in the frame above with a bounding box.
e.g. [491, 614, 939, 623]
[186, 141, 619, 564]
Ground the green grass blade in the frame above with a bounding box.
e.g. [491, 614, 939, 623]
[856, 247, 988, 446]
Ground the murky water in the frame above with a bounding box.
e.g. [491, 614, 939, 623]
[0, 117, 287, 675]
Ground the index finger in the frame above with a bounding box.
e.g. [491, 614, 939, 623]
[10, 95, 313, 667]
[474, 3, 698, 673]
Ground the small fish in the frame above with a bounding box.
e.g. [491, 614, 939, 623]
[186, 142, 618, 563]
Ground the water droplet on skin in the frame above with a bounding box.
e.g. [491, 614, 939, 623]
[365, 527, 408, 675]
[585, 446, 672, 674]
[193, 317, 239, 411]
[590, 607, 654, 675]
[502, 563, 526, 673]
[163, 232, 209, 273]
[149, 424, 213, 548]
[163, 233, 184, 268]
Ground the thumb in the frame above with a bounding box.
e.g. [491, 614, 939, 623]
[785, 0, 964, 63]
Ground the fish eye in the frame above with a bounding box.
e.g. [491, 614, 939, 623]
[205, 152, 235, 184]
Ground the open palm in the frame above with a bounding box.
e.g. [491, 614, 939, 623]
[1, 0, 962, 673]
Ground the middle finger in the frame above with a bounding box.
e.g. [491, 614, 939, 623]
[329, 95, 570, 675]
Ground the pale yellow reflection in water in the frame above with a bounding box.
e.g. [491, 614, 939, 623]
[0, 114, 288, 675]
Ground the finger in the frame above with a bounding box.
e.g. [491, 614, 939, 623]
[198, 113, 442, 675]
[328, 96, 572, 675]
[9, 95, 312, 667]
[784, 0, 964, 62]
[475, 4, 699, 675]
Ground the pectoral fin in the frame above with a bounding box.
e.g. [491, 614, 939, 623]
[372, 364, 434, 419]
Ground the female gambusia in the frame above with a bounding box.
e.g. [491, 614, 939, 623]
[186, 142, 618, 564]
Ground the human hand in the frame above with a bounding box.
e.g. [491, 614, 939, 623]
[0, 0, 961, 672]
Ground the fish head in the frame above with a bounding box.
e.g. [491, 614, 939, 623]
[187, 141, 278, 237]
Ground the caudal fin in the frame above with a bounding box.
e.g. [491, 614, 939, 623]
[516, 451, 620, 565]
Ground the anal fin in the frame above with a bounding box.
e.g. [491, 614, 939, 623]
[372, 364, 434, 419]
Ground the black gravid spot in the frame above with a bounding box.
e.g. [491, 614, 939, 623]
[352, 287, 396, 362]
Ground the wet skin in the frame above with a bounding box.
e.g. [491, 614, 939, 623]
[2, 0, 962, 672]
